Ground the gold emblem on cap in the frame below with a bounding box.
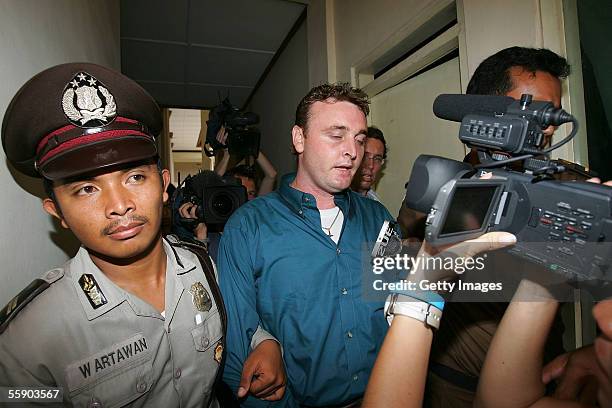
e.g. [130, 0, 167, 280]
[189, 282, 212, 312]
[214, 342, 224, 364]
[78, 274, 107, 309]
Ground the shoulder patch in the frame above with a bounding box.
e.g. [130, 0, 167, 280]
[0, 268, 64, 334]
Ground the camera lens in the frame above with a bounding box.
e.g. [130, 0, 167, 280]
[211, 192, 235, 217]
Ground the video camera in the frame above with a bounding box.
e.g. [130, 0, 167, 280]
[405, 93, 612, 282]
[204, 98, 261, 158]
[178, 170, 247, 227]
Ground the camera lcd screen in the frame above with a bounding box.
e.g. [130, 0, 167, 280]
[440, 185, 498, 235]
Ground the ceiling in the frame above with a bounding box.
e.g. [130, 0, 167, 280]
[168, 108, 203, 151]
[120, 0, 307, 110]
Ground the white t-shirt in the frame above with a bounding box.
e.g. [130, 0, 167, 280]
[319, 206, 344, 244]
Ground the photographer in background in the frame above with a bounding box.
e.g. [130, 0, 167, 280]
[174, 124, 277, 259]
[173, 170, 248, 262]
[351, 126, 387, 202]
[214, 126, 277, 198]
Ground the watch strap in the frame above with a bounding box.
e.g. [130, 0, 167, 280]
[384, 293, 443, 329]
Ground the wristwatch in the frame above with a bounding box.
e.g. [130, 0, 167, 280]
[384, 293, 443, 329]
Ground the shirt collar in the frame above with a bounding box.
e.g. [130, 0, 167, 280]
[69, 238, 195, 321]
[278, 172, 352, 216]
[69, 246, 128, 321]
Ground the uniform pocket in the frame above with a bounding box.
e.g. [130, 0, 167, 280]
[191, 309, 223, 352]
[66, 334, 153, 408]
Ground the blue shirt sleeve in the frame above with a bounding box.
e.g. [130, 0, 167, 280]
[218, 219, 259, 382]
[218, 218, 298, 407]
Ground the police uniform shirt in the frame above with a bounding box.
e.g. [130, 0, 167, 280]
[0, 238, 223, 407]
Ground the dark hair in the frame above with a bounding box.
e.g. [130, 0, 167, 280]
[466, 47, 570, 96]
[295, 82, 370, 131]
[226, 164, 256, 181]
[367, 126, 388, 160]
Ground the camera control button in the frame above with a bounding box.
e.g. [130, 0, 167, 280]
[557, 202, 572, 211]
[425, 209, 437, 226]
[528, 208, 541, 227]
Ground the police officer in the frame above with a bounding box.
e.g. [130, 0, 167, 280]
[0, 63, 284, 407]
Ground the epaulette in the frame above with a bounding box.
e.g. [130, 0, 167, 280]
[0, 268, 64, 334]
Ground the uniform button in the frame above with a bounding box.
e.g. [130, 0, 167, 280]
[136, 380, 147, 393]
[201, 337, 210, 348]
[89, 398, 102, 408]
[341, 288, 348, 295]
[174, 368, 182, 379]
[353, 374, 359, 381]
[347, 331, 353, 338]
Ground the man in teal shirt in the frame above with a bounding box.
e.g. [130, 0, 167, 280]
[218, 83, 397, 406]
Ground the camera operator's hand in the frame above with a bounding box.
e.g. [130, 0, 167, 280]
[216, 126, 228, 147]
[406, 231, 517, 289]
[593, 299, 612, 407]
[587, 177, 612, 187]
[542, 345, 600, 405]
[542, 300, 612, 407]
[214, 126, 231, 176]
[178, 202, 207, 240]
[178, 202, 198, 220]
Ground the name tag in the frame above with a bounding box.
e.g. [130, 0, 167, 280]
[65, 334, 150, 392]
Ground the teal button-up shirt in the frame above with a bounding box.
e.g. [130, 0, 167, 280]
[218, 173, 396, 406]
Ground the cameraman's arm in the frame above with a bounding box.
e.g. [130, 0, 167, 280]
[363, 232, 516, 408]
[475, 280, 583, 408]
[593, 300, 612, 407]
[362, 314, 433, 408]
[255, 151, 277, 196]
[214, 127, 231, 176]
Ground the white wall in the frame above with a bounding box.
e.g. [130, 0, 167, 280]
[249, 21, 309, 179]
[330, 0, 437, 83]
[0, 0, 120, 305]
[371, 57, 463, 216]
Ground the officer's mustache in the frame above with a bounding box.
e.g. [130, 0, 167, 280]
[102, 215, 149, 236]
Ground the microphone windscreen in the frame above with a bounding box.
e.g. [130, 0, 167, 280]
[433, 94, 515, 122]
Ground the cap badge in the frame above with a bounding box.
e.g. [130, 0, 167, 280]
[78, 274, 108, 309]
[62, 71, 117, 128]
[189, 282, 212, 312]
